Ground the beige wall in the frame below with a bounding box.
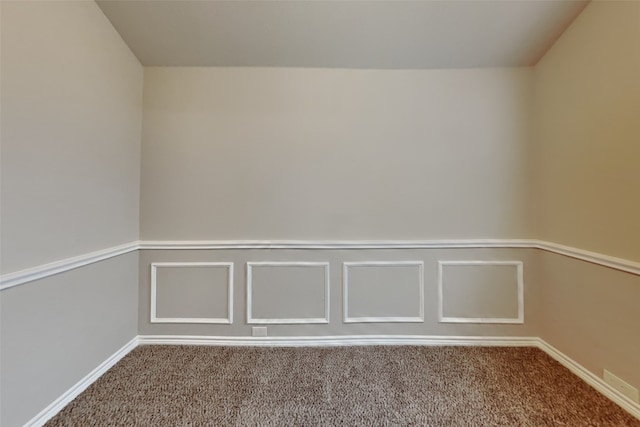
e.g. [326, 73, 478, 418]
[141, 67, 533, 241]
[538, 251, 640, 391]
[0, 0, 143, 273]
[532, 0, 640, 394]
[532, 0, 640, 262]
[0, 2, 142, 425]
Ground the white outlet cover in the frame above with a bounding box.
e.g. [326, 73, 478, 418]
[604, 369, 640, 403]
[252, 326, 268, 337]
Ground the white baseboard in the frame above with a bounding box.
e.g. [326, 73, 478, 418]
[20, 335, 640, 426]
[536, 339, 640, 420]
[22, 337, 139, 427]
[136, 334, 537, 347]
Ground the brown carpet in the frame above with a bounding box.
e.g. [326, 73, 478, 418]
[46, 345, 639, 426]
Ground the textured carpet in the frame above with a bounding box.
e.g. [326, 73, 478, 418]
[46, 346, 639, 426]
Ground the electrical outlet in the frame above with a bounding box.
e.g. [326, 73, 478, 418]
[252, 326, 268, 337]
[604, 370, 639, 402]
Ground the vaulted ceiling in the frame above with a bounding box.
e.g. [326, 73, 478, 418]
[97, 0, 589, 69]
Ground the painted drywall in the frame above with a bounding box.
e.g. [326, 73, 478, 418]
[0, 0, 143, 273]
[0, 252, 139, 427]
[138, 248, 540, 338]
[532, 0, 640, 396]
[532, 0, 640, 262]
[538, 251, 640, 392]
[0, 1, 142, 425]
[141, 67, 533, 241]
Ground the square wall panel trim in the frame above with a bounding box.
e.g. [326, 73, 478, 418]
[343, 261, 425, 323]
[247, 262, 330, 324]
[438, 260, 524, 324]
[150, 262, 234, 324]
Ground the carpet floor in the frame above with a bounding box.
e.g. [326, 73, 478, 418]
[46, 345, 639, 426]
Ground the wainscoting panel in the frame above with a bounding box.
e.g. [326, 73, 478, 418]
[138, 248, 537, 337]
[247, 262, 330, 324]
[151, 262, 233, 324]
[438, 261, 523, 324]
[343, 261, 424, 323]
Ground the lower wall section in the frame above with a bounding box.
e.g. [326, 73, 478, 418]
[138, 248, 541, 337]
[0, 252, 139, 427]
[4, 244, 639, 425]
[538, 250, 640, 395]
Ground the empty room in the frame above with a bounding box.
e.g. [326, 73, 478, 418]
[1, 0, 639, 425]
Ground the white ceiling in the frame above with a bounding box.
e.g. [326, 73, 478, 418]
[96, 0, 589, 69]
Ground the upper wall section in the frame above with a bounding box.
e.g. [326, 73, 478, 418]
[141, 67, 533, 241]
[0, 1, 143, 273]
[533, 1, 640, 262]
